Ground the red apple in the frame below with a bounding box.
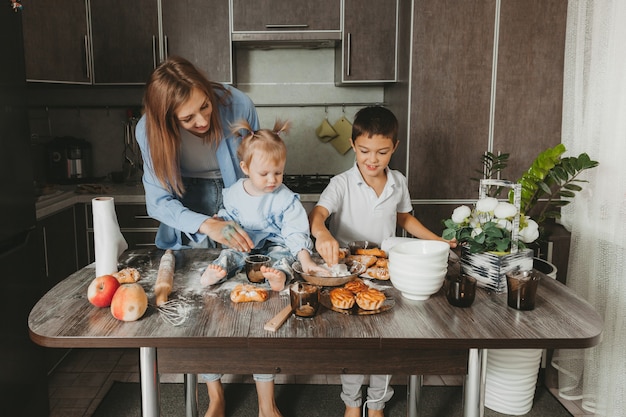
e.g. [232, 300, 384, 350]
[87, 275, 121, 307]
[110, 283, 148, 322]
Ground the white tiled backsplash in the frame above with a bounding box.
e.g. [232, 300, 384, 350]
[29, 48, 384, 179]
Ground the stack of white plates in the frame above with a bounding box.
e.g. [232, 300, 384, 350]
[388, 240, 450, 300]
[484, 349, 543, 415]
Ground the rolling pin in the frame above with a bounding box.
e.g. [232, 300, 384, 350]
[155, 249, 175, 306]
[264, 305, 293, 332]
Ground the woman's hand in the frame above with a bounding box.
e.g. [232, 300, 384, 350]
[200, 217, 254, 252]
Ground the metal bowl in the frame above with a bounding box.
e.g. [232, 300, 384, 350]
[348, 240, 379, 255]
[292, 256, 367, 287]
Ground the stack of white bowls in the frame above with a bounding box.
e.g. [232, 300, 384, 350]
[388, 240, 450, 300]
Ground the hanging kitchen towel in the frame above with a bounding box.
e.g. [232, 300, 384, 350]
[315, 118, 338, 142]
[330, 116, 353, 154]
[92, 197, 128, 277]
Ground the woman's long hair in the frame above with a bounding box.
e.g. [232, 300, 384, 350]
[143, 56, 231, 196]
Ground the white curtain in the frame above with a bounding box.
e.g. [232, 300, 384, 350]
[552, 0, 626, 415]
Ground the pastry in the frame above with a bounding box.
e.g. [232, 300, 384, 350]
[329, 288, 355, 309]
[355, 248, 387, 258]
[343, 279, 369, 294]
[355, 288, 386, 311]
[338, 248, 350, 259]
[366, 266, 390, 280]
[230, 284, 269, 303]
[375, 258, 388, 268]
[113, 267, 141, 284]
[347, 254, 377, 268]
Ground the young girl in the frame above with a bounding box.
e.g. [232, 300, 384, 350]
[201, 119, 325, 290]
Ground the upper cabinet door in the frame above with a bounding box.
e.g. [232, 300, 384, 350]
[161, 0, 232, 84]
[22, 0, 91, 84]
[337, 0, 398, 84]
[231, 0, 340, 32]
[90, 0, 159, 84]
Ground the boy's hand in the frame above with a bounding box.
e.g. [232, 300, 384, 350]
[315, 232, 341, 266]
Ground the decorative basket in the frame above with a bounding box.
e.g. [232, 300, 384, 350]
[460, 179, 533, 293]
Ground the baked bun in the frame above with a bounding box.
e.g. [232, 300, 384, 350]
[356, 248, 387, 258]
[355, 288, 386, 311]
[338, 248, 350, 260]
[347, 254, 377, 268]
[329, 288, 355, 309]
[375, 258, 388, 268]
[230, 284, 269, 303]
[367, 266, 390, 280]
[343, 279, 369, 294]
[113, 268, 141, 283]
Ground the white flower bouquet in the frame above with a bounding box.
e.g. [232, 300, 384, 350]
[443, 196, 539, 254]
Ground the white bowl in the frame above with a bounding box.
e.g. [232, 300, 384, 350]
[388, 240, 450, 264]
[389, 258, 448, 275]
[388, 262, 448, 278]
[389, 267, 447, 300]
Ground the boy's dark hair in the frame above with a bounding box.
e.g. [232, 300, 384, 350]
[351, 106, 398, 144]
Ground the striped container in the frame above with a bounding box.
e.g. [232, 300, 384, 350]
[460, 179, 533, 293]
[461, 247, 533, 293]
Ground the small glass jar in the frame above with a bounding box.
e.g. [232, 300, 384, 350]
[445, 273, 477, 308]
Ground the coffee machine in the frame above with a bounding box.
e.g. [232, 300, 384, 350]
[46, 136, 92, 183]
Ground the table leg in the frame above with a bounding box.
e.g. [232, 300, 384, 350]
[140, 347, 161, 417]
[463, 348, 486, 417]
[406, 375, 423, 417]
[184, 373, 198, 417]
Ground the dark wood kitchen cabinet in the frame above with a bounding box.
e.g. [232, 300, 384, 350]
[37, 206, 81, 291]
[336, 0, 398, 84]
[161, 0, 232, 83]
[84, 203, 159, 263]
[22, 0, 91, 84]
[406, 0, 567, 233]
[231, 0, 341, 34]
[89, 0, 159, 84]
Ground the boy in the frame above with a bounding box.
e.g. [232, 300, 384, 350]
[309, 106, 455, 417]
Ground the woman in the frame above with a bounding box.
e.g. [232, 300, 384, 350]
[136, 56, 283, 417]
[136, 55, 256, 252]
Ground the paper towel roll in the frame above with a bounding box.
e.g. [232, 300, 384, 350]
[92, 197, 128, 277]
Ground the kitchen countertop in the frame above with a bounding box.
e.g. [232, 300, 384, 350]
[35, 181, 320, 220]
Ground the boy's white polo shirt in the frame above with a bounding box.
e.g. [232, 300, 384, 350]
[316, 164, 413, 246]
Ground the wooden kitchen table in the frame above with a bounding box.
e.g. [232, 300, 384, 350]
[29, 249, 602, 417]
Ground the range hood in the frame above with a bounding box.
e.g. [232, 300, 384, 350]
[232, 32, 341, 49]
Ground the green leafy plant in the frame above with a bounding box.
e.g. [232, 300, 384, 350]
[443, 144, 599, 254]
[512, 144, 599, 225]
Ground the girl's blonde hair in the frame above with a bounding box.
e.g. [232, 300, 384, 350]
[231, 119, 290, 167]
[142, 56, 231, 197]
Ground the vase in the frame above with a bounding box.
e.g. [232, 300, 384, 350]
[460, 247, 533, 293]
